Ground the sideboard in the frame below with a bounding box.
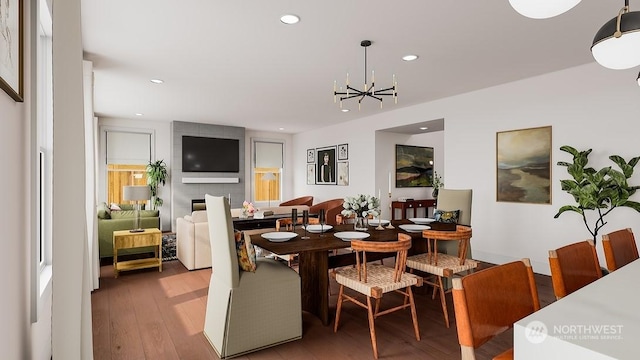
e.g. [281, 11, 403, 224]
[391, 199, 436, 220]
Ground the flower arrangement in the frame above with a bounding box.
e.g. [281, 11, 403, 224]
[242, 201, 256, 217]
[432, 171, 443, 190]
[341, 194, 380, 218]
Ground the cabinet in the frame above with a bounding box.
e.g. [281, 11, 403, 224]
[391, 199, 436, 220]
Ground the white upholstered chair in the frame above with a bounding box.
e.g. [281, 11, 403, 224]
[436, 189, 473, 257]
[203, 195, 302, 359]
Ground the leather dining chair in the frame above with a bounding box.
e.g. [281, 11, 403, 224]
[452, 259, 540, 360]
[333, 233, 422, 359]
[202, 195, 302, 358]
[548, 240, 602, 300]
[602, 228, 639, 272]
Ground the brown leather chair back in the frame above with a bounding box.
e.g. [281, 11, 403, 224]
[279, 196, 314, 207]
[602, 228, 639, 272]
[548, 240, 602, 299]
[309, 198, 344, 226]
[452, 259, 540, 359]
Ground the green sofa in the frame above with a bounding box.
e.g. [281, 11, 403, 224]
[97, 202, 160, 258]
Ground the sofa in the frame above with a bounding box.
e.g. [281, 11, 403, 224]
[97, 202, 160, 258]
[176, 204, 310, 270]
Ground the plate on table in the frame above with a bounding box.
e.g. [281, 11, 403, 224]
[334, 231, 371, 241]
[409, 217, 436, 225]
[368, 219, 390, 226]
[261, 232, 298, 242]
[399, 224, 431, 233]
[305, 224, 333, 233]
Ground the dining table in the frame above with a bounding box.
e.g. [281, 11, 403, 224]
[249, 220, 430, 325]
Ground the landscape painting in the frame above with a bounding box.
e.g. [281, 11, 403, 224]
[496, 126, 552, 204]
[395, 145, 434, 188]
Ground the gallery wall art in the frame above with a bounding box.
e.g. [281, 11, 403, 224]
[395, 144, 434, 188]
[496, 126, 552, 204]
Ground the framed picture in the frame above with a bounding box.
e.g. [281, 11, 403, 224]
[395, 144, 434, 188]
[316, 146, 337, 185]
[306, 164, 316, 185]
[496, 125, 552, 204]
[337, 161, 349, 186]
[307, 148, 315, 163]
[0, 0, 23, 102]
[338, 143, 349, 160]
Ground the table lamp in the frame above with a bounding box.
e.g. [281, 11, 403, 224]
[123, 185, 151, 232]
[263, 172, 276, 207]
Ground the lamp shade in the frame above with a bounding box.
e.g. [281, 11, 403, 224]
[123, 185, 150, 201]
[591, 11, 640, 70]
[508, 0, 581, 19]
[263, 172, 276, 181]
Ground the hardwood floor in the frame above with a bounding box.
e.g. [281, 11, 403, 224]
[92, 259, 556, 360]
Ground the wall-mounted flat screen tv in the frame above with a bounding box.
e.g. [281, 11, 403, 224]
[182, 135, 239, 172]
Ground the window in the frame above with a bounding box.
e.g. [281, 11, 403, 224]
[105, 131, 151, 204]
[252, 140, 284, 206]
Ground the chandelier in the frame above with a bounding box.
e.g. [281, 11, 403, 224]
[333, 40, 397, 111]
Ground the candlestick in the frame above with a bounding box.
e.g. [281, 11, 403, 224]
[386, 191, 395, 229]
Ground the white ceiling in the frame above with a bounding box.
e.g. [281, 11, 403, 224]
[81, 1, 619, 134]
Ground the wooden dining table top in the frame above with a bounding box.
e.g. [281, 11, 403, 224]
[249, 220, 425, 256]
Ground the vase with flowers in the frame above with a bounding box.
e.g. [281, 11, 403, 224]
[431, 171, 443, 199]
[341, 194, 380, 231]
[240, 201, 256, 218]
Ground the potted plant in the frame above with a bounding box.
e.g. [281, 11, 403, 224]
[554, 145, 640, 244]
[431, 171, 443, 199]
[146, 159, 168, 210]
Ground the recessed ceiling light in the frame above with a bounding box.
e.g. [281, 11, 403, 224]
[341, 109, 350, 112]
[419, 126, 428, 130]
[150, 79, 164, 84]
[402, 54, 419, 61]
[135, 113, 144, 116]
[279, 127, 285, 131]
[280, 14, 300, 24]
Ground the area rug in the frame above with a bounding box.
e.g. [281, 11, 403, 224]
[162, 232, 177, 261]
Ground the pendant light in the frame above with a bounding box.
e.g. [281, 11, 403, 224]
[591, 1, 640, 70]
[508, 0, 582, 19]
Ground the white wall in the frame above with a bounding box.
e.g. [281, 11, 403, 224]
[98, 117, 172, 230]
[293, 62, 640, 275]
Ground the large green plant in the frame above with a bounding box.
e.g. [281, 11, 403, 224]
[146, 160, 168, 210]
[554, 145, 640, 243]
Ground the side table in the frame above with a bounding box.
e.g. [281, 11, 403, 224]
[391, 199, 436, 220]
[113, 228, 162, 278]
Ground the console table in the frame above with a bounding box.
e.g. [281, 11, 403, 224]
[391, 199, 436, 220]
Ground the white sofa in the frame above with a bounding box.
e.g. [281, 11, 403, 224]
[176, 205, 310, 270]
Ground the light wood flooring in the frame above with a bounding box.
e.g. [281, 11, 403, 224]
[92, 259, 555, 360]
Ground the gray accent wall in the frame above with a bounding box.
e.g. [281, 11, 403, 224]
[171, 121, 245, 230]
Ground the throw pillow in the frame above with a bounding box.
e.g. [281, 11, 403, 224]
[434, 209, 460, 224]
[110, 203, 122, 211]
[234, 230, 257, 272]
[97, 202, 111, 219]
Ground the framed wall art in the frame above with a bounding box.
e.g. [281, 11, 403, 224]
[496, 125, 552, 204]
[338, 143, 349, 160]
[337, 161, 349, 186]
[0, 0, 23, 102]
[307, 148, 315, 163]
[316, 146, 337, 185]
[395, 144, 434, 188]
[307, 164, 316, 185]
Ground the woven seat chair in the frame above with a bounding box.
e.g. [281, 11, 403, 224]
[548, 240, 602, 300]
[406, 225, 477, 328]
[452, 259, 540, 360]
[333, 233, 422, 359]
[273, 217, 320, 266]
[602, 228, 639, 272]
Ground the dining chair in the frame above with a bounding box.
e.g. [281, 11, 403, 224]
[602, 228, 639, 272]
[274, 217, 320, 266]
[548, 239, 602, 300]
[203, 195, 302, 358]
[435, 189, 473, 259]
[333, 233, 422, 359]
[405, 225, 477, 328]
[452, 259, 540, 360]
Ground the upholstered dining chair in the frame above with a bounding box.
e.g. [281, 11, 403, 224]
[333, 233, 422, 359]
[279, 195, 314, 207]
[602, 228, 639, 272]
[452, 259, 540, 360]
[548, 240, 602, 300]
[435, 189, 473, 258]
[203, 195, 302, 359]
